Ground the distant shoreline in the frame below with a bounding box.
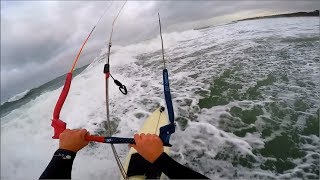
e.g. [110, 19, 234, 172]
[235, 10, 319, 22]
[193, 10, 319, 30]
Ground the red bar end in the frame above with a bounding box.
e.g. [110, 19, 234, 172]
[51, 119, 66, 139]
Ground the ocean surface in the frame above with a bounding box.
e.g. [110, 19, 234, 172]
[1, 17, 319, 179]
[0, 65, 88, 119]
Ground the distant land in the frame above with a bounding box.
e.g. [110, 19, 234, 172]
[235, 10, 319, 22]
[193, 10, 319, 30]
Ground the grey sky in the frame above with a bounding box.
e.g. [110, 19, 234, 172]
[1, 1, 319, 102]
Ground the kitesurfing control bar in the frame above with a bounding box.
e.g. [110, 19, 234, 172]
[53, 126, 171, 147]
[85, 135, 172, 147]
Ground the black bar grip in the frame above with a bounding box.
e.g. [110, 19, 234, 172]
[105, 137, 134, 144]
[104, 137, 172, 147]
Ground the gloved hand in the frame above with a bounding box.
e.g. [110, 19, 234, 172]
[130, 133, 164, 163]
[59, 129, 89, 152]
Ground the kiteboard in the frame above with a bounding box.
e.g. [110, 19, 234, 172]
[122, 106, 170, 179]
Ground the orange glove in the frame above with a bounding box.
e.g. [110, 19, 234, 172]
[59, 129, 89, 152]
[130, 133, 164, 163]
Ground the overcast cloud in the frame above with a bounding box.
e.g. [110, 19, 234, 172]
[1, 1, 319, 102]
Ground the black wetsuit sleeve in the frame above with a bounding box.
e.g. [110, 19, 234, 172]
[39, 149, 77, 179]
[153, 152, 210, 179]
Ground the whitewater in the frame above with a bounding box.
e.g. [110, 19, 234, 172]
[1, 17, 319, 179]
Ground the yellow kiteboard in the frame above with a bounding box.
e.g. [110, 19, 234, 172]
[122, 107, 170, 179]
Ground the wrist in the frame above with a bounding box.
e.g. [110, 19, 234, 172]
[59, 145, 78, 153]
[152, 152, 167, 164]
[57, 148, 77, 154]
[54, 149, 77, 160]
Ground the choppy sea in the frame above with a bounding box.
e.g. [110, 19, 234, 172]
[1, 17, 319, 179]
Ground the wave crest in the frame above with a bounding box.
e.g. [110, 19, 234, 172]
[7, 89, 30, 103]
